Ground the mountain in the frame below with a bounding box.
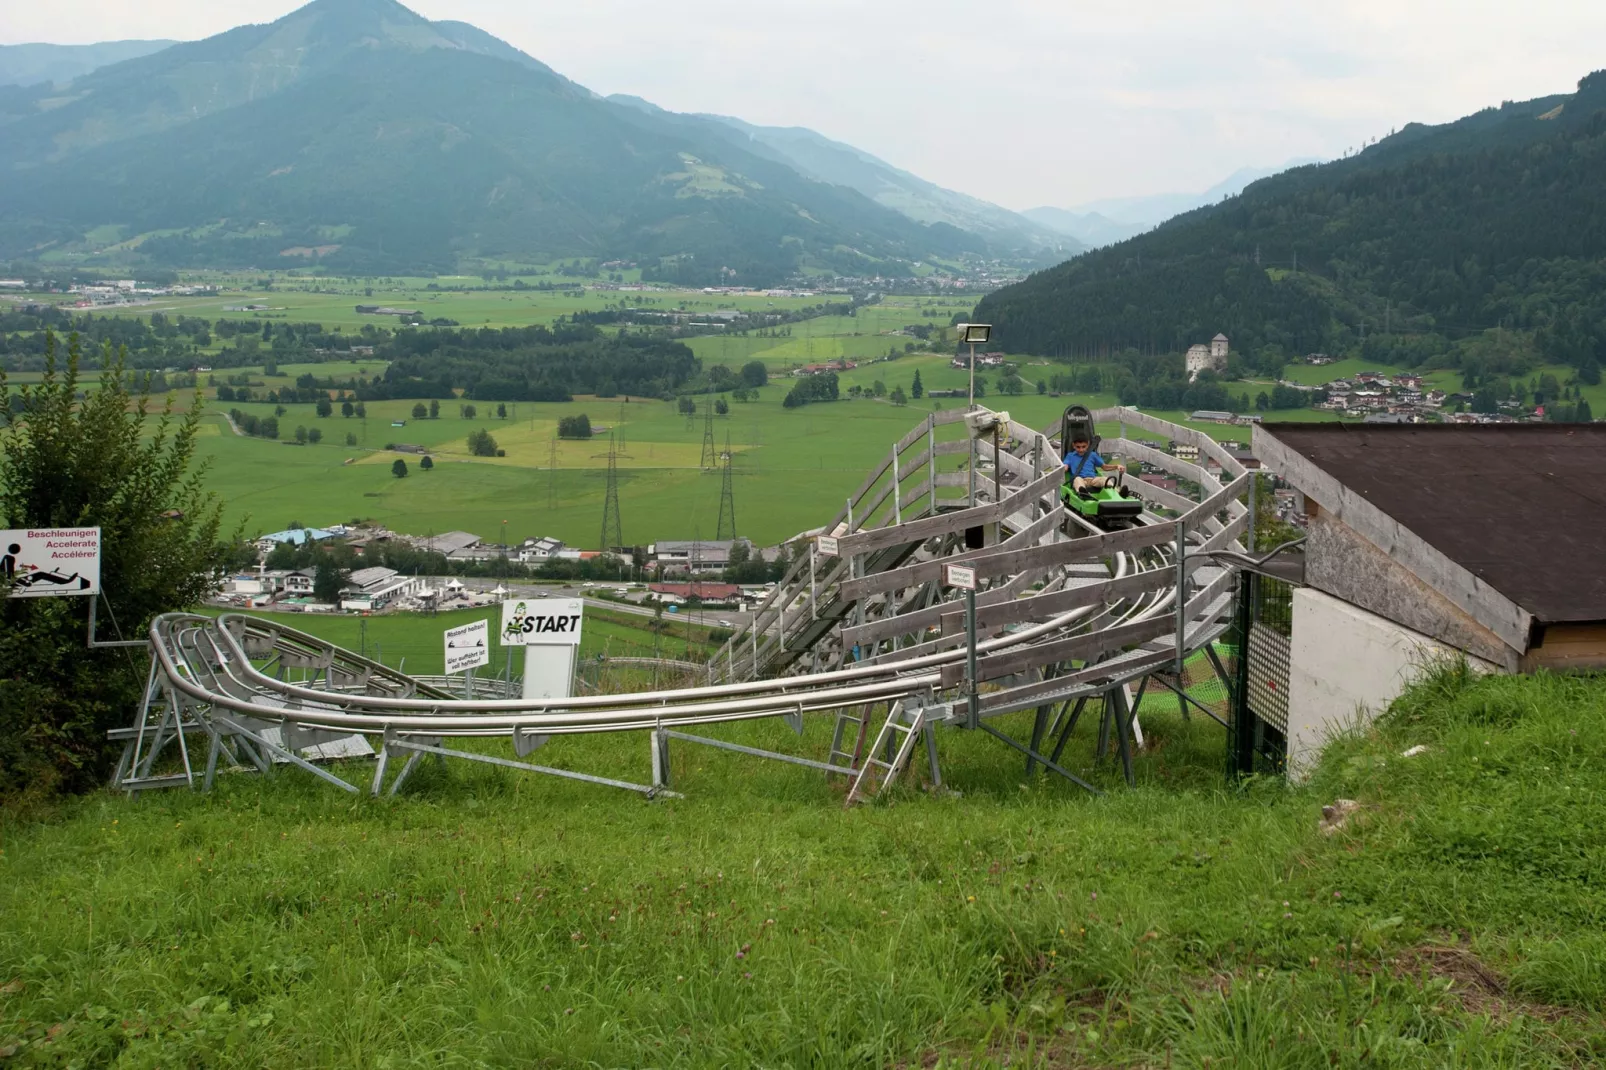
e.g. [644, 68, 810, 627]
[0, 0, 990, 283]
[1019, 207, 1146, 249]
[694, 114, 1079, 256]
[1023, 161, 1320, 248]
[0, 40, 176, 87]
[976, 72, 1606, 386]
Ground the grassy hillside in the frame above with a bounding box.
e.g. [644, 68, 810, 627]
[1, 668, 1601, 1065]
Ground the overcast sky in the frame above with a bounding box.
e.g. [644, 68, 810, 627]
[4, 0, 1603, 209]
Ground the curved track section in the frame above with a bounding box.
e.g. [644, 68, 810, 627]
[115, 407, 1251, 801]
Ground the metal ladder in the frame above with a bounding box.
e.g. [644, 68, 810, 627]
[844, 699, 927, 805]
[827, 703, 876, 774]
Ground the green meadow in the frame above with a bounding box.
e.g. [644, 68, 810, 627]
[1, 665, 1602, 1065]
[24, 284, 1379, 546]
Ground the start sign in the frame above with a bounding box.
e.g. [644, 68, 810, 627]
[500, 598, 584, 646]
[2, 527, 101, 598]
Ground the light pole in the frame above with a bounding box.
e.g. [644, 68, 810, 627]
[956, 322, 992, 410]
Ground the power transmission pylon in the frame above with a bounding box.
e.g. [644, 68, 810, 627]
[700, 394, 717, 470]
[715, 431, 737, 540]
[600, 433, 623, 551]
[547, 437, 558, 509]
[616, 399, 628, 455]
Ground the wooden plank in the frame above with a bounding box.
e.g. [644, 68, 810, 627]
[941, 614, 1179, 687]
[1102, 436, 1216, 490]
[1093, 406, 1246, 477]
[835, 467, 1065, 557]
[839, 519, 1172, 602]
[937, 565, 1196, 635]
[980, 647, 1177, 711]
[841, 574, 1037, 648]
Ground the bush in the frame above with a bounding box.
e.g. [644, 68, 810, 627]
[0, 333, 230, 798]
[467, 429, 499, 457]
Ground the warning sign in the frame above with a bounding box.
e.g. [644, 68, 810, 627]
[500, 598, 584, 647]
[944, 563, 977, 590]
[443, 618, 490, 674]
[1, 527, 101, 598]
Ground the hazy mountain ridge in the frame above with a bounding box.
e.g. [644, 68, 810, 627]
[977, 72, 1606, 383]
[0, 40, 177, 88]
[1024, 161, 1322, 248]
[0, 0, 996, 282]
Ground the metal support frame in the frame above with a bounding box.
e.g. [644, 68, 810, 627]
[662, 729, 855, 776]
[213, 716, 358, 794]
[386, 738, 678, 799]
[87, 595, 149, 649]
[976, 720, 1102, 797]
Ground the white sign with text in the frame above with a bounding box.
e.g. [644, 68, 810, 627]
[816, 535, 840, 557]
[1, 527, 101, 598]
[443, 618, 490, 675]
[500, 598, 584, 646]
[944, 563, 977, 590]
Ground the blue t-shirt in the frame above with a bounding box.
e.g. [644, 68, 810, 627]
[1064, 449, 1105, 480]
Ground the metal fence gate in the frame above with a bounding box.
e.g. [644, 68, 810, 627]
[1230, 570, 1294, 776]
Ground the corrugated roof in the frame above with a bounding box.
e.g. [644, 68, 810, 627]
[1263, 423, 1606, 624]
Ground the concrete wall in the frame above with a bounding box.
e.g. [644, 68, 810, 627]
[1287, 587, 1497, 780]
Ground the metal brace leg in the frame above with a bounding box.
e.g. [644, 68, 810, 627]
[214, 717, 359, 794]
[202, 729, 222, 793]
[1049, 697, 1088, 766]
[388, 749, 426, 796]
[1111, 687, 1136, 787]
[923, 724, 943, 788]
[371, 728, 395, 797]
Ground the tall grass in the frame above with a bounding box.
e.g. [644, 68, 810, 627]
[1, 669, 1602, 1066]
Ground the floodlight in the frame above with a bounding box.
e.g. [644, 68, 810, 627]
[965, 410, 1011, 438]
[959, 323, 992, 345]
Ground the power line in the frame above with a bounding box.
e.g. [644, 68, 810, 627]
[715, 430, 736, 541]
[700, 394, 716, 470]
[600, 432, 623, 552]
[547, 436, 557, 510]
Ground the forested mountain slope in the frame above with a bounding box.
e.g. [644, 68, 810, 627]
[977, 71, 1606, 385]
[0, 0, 985, 282]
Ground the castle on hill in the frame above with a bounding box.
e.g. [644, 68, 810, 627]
[1186, 334, 1229, 381]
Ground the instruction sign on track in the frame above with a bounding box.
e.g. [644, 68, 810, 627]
[1, 527, 100, 598]
[443, 618, 490, 675]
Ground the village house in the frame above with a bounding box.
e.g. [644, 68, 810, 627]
[516, 536, 565, 564]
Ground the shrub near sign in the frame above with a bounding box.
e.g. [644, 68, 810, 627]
[1, 527, 101, 597]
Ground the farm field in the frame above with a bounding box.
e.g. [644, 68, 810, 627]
[1, 667, 1602, 1065]
[197, 377, 1296, 548]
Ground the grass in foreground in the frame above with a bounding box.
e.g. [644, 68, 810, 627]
[1, 668, 1603, 1066]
